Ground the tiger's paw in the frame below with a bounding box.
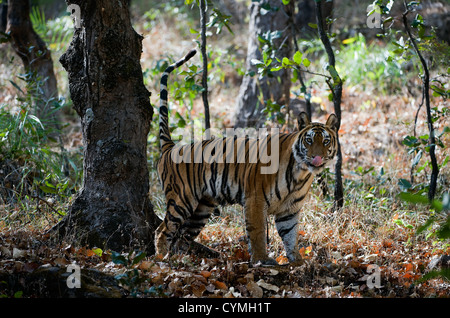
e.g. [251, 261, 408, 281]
[253, 257, 279, 266]
[155, 228, 170, 257]
[287, 253, 303, 266]
[188, 241, 220, 259]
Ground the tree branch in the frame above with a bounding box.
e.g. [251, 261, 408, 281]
[402, 5, 439, 201]
[315, 0, 343, 210]
[200, 0, 211, 139]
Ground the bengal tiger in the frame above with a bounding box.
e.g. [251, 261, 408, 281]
[155, 50, 338, 265]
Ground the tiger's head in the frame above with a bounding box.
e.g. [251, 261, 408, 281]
[293, 112, 338, 174]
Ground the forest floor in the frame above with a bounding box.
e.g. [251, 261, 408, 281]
[0, 2, 449, 299]
[1, 61, 449, 299]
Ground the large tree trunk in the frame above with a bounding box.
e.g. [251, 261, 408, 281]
[6, 0, 59, 123]
[57, 0, 159, 252]
[234, 0, 294, 128]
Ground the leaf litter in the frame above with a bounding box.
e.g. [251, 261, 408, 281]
[0, 226, 448, 298]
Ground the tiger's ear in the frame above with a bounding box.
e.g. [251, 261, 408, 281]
[326, 113, 339, 131]
[297, 112, 310, 131]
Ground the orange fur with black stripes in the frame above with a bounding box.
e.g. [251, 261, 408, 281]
[155, 50, 338, 265]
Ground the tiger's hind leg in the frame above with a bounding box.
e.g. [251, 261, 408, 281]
[155, 197, 198, 257]
[275, 211, 302, 263]
[172, 200, 220, 258]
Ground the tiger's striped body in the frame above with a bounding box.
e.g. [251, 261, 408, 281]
[155, 50, 338, 265]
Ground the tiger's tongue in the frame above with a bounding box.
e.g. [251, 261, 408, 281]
[312, 156, 323, 167]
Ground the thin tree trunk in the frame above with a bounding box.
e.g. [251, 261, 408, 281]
[315, 0, 343, 210]
[56, 0, 158, 252]
[7, 0, 59, 124]
[200, 0, 211, 139]
[402, 7, 439, 201]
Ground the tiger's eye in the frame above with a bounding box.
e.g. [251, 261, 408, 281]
[306, 137, 313, 144]
[323, 139, 330, 146]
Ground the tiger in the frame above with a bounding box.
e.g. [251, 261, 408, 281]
[155, 49, 338, 265]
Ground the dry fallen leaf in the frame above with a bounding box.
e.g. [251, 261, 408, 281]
[256, 279, 279, 292]
[246, 281, 263, 298]
[12, 248, 27, 258]
[213, 280, 227, 291]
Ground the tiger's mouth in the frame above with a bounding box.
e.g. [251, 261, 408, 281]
[306, 156, 327, 172]
[311, 156, 323, 167]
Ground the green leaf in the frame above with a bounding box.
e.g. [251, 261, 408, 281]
[291, 68, 298, 82]
[398, 192, 444, 212]
[302, 58, 311, 67]
[416, 217, 435, 234]
[111, 251, 128, 266]
[131, 252, 147, 266]
[282, 57, 290, 66]
[398, 178, 412, 190]
[39, 185, 58, 194]
[282, 0, 290, 4]
[270, 65, 283, 72]
[430, 84, 447, 97]
[293, 51, 302, 65]
[92, 248, 103, 257]
[28, 115, 44, 129]
[420, 268, 450, 282]
[175, 112, 186, 128]
[251, 58, 264, 67]
[14, 291, 23, 298]
[9, 80, 25, 95]
[342, 37, 357, 45]
[403, 135, 419, 147]
[308, 23, 318, 29]
[411, 14, 423, 28]
[383, 16, 393, 25]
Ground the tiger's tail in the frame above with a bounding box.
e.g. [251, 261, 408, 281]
[159, 49, 197, 152]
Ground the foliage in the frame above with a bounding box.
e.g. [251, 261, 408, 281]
[0, 72, 82, 219]
[111, 251, 149, 297]
[30, 6, 74, 53]
[399, 192, 450, 280]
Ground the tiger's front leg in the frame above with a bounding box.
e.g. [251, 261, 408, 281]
[245, 203, 278, 266]
[275, 211, 302, 263]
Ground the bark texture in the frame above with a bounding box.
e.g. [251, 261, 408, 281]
[58, 0, 158, 252]
[234, 0, 294, 128]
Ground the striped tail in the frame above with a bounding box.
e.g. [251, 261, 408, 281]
[159, 49, 197, 152]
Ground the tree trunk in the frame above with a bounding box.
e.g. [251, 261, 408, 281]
[6, 0, 59, 123]
[234, 0, 294, 128]
[0, 3, 7, 33]
[57, 0, 159, 252]
[315, 0, 343, 210]
[402, 8, 439, 202]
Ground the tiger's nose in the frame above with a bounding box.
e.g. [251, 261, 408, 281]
[312, 156, 323, 166]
